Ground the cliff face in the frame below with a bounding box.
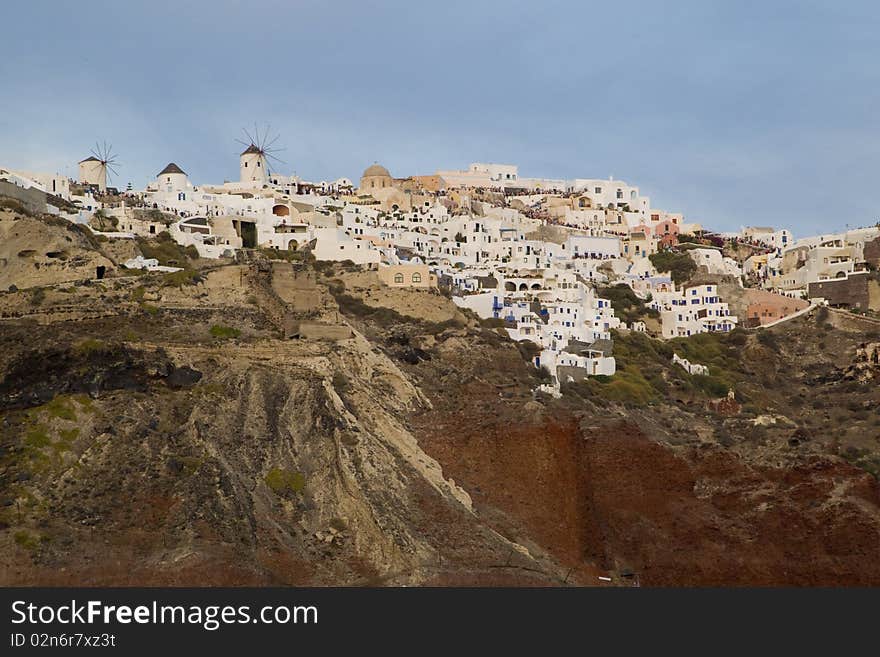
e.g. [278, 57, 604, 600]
[0, 329, 565, 585]
[1, 218, 879, 586]
[0, 213, 113, 291]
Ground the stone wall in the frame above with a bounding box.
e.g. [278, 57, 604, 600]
[864, 236, 880, 268]
[809, 273, 879, 311]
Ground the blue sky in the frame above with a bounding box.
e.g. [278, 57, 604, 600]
[1, 0, 878, 235]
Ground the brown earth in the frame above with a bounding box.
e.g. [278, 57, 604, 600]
[408, 370, 880, 586]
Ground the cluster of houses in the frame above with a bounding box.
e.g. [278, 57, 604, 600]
[743, 229, 880, 312]
[3, 149, 879, 393]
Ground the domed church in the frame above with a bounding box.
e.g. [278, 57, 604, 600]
[358, 163, 393, 192]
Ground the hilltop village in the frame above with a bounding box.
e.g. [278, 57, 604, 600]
[3, 146, 880, 588]
[2, 149, 879, 394]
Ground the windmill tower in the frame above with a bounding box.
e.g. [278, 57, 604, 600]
[78, 141, 119, 193]
[236, 124, 285, 185]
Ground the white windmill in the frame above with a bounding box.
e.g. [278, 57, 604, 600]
[78, 141, 119, 193]
[236, 124, 285, 184]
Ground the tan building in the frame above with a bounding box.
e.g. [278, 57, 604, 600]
[358, 163, 394, 193]
[378, 263, 436, 288]
[408, 175, 446, 193]
[742, 289, 809, 326]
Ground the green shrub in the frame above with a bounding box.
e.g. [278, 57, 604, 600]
[73, 338, 106, 355]
[258, 247, 302, 262]
[58, 428, 80, 442]
[333, 293, 414, 327]
[136, 234, 191, 266]
[596, 283, 649, 323]
[757, 330, 779, 350]
[161, 269, 202, 287]
[25, 426, 51, 448]
[13, 530, 44, 551]
[265, 468, 305, 494]
[587, 365, 657, 406]
[44, 396, 76, 421]
[649, 250, 697, 285]
[209, 324, 240, 339]
[691, 374, 730, 397]
[726, 328, 748, 346]
[313, 260, 336, 275]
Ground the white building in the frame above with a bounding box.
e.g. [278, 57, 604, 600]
[660, 283, 738, 338]
[2, 168, 71, 200]
[313, 228, 381, 265]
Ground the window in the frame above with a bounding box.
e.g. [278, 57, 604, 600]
[394, 273, 404, 284]
[412, 273, 422, 283]
[594, 187, 602, 194]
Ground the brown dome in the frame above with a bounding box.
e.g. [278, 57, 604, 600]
[362, 163, 390, 178]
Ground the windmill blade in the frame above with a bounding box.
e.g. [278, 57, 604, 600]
[262, 124, 277, 151]
[265, 150, 287, 166]
[241, 126, 257, 149]
[265, 151, 287, 167]
[264, 134, 281, 150]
